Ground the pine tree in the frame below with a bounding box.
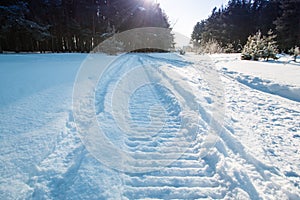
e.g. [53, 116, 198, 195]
[0, 1, 50, 52]
[242, 30, 277, 61]
[261, 30, 278, 61]
[242, 30, 262, 60]
[191, 0, 297, 53]
[191, 21, 205, 47]
[275, 0, 300, 51]
[0, 0, 172, 52]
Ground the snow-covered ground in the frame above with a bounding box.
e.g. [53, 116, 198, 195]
[211, 54, 300, 102]
[0, 53, 299, 199]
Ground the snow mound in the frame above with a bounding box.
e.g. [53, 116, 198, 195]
[223, 68, 300, 102]
[212, 53, 300, 102]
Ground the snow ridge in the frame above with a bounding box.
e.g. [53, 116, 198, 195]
[223, 68, 300, 102]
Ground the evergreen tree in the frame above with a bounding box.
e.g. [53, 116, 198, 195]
[241, 30, 277, 60]
[191, 0, 298, 53]
[275, 0, 300, 51]
[191, 21, 205, 47]
[252, 0, 280, 34]
[0, 0, 172, 53]
[0, 1, 50, 52]
[290, 46, 299, 62]
[242, 30, 264, 60]
[262, 30, 278, 61]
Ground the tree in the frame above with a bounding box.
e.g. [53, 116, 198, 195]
[242, 30, 263, 60]
[191, 0, 299, 53]
[261, 30, 278, 61]
[0, 1, 50, 52]
[252, 0, 280, 34]
[241, 30, 278, 61]
[290, 46, 299, 62]
[0, 0, 172, 53]
[191, 21, 205, 47]
[275, 0, 300, 51]
[191, 0, 256, 51]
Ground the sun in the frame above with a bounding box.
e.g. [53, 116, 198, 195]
[155, 0, 163, 3]
[143, 0, 162, 4]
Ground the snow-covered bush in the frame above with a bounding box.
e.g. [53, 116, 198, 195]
[179, 49, 186, 55]
[290, 46, 299, 62]
[241, 30, 278, 61]
[94, 35, 125, 55]
[198, 39, 223, 54]
[224, 43, 235, 53]
[295, 47, 300, 62]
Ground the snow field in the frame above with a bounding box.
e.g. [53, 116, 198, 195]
[0, 53, 299, 199]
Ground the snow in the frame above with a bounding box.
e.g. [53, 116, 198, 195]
[0, 52, 300, 199]
[211, 53, 300, 102]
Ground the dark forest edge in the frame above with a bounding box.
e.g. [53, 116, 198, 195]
[191, 0, 300, 56]
[0, 0, 173, 53]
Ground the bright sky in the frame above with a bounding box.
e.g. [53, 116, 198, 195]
[157, 0, 228, 38]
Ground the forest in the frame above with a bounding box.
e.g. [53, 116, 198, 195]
[191, 0, 300, 53]
[0, 0, 171, 53]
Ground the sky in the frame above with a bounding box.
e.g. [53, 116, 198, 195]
[156, 0, 228, 44]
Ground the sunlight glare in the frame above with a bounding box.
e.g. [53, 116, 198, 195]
[144, 0, 161, 4]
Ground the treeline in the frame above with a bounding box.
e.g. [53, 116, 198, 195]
[0, 0, 171, 53]
[192, 0, 300, 52]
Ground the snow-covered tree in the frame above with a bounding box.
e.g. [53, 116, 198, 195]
[290, 46, 299, 62]
[197, 39, 223, 54]
[242, 31, 263, 60]
[224, 43, 235, 53]
[261, 30, 278, 61]
[295, 47, 299, 62]
[241, 30, 277, 61]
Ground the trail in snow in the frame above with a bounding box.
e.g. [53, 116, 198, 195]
[1, 53, 299, 199]
[91, 53, 224, 198]
[93, 53, 299, 199]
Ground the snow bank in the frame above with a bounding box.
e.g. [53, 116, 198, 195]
[212, 53, 300, 102]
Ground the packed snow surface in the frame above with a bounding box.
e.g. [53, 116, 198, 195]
[0, 53, 299, 199]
